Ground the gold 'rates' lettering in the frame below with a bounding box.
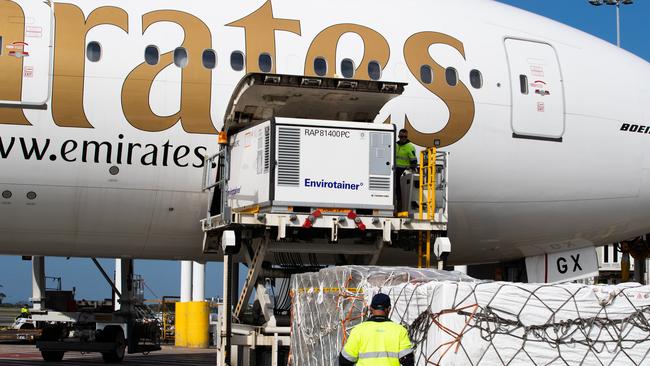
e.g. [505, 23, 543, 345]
[403, 32, 475, 147]
[227, 0, 301, 74]
[52, 4, 129, 128]
[0, 0, 30, 125]
[121, 10, 217, 134]
[1, 1, 476, 146]
[305, 24, 390, 79]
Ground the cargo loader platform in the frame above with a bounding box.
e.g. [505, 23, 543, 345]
[199, 73, 450, 366]
[201, 73, 449, 264]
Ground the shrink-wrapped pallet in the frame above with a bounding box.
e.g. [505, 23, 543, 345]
[290, 266, 650, 365]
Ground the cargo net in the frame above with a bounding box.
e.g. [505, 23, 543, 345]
[289, 266, 650, 366]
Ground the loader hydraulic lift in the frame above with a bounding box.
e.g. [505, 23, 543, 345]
[200, 73, 450, 365]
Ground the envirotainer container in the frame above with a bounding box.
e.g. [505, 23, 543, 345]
[227, 117, 395, 213]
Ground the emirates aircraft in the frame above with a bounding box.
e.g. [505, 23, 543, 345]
[0, 0, 648, 278]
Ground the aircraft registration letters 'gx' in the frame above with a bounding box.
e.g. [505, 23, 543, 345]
[0, 0, 649, 270]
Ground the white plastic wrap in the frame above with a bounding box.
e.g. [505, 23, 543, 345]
[290, 266, 650, 366]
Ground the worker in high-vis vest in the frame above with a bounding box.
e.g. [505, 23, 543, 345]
[395, 129, 418, 212]
[339, 293, 414, 366]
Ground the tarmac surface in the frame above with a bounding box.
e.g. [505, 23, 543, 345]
[0, 343, 217, 365]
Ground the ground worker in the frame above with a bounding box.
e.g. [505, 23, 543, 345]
[395, 129, 418, 211]
[20, 305, 30, 318]
[339, 293, 414, 366]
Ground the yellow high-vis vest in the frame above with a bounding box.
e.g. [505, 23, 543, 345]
[395, 142, 417, 169]
[341, 318, 413, 365]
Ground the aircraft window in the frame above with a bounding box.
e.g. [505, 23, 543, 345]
[368, 61, 381, 80]
[519, 74, 529, 94]
[230, 51, 245, 71]
[314, 57, 327, 76]
[341, 59, 355, 78]
[144, 45, 159, 66]
[86, 41, 101, 62]
[470, 69, 483, 89]
[420, 65, 433, 84]
[445, 67, 458, 86]
[174, 47, 188, 68]
[259, 53, 272, 73]
[202, 49, 217, 69]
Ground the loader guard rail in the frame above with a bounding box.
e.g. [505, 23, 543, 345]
[202, 146, 231, 227]
[417, 148, 449, 268]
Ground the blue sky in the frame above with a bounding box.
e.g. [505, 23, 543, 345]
[497, 0, 649, 61]
[0, 257, 242, 304]
[0, 1, 648, 304]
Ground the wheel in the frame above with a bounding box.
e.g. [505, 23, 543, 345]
[41, 351, 64, 362]
[100, 326, 126, 363]
[40, 324, 65, 341]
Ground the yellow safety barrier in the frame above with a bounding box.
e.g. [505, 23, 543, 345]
[175, 301, 210, 348]
[186, 301, 210, 349]
[174, 302, 188, 347]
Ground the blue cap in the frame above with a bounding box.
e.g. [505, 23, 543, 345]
[370, 293, 391, 310]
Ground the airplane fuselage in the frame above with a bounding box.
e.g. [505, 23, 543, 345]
[0, 0, 648, 264]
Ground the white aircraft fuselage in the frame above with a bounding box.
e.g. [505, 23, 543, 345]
[0, 0, 648, 264]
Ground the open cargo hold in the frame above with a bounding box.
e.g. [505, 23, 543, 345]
[290, 266, 650, 365]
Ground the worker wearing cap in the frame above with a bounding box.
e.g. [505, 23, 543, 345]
[339, 293, 414, 366]
[395, 129, 418, 212]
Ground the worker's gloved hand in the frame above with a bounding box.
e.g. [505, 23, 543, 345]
[400, 353, 415, 366]
[339, 353, 356, 366]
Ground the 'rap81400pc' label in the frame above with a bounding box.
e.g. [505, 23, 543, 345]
[304, 129, 351, 138]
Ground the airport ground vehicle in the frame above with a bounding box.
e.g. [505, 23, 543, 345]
[201, 73, 450, 365]
[26, 260, 162, 363]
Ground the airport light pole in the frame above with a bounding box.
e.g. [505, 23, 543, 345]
[588, 0, 634, 48]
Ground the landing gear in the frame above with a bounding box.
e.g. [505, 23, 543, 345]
[619, 236, 650, 284]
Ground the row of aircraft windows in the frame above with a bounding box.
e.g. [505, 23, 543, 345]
[312, 57, 382, 80]
[311, 57, 484, 89]
[87, 41, 227, 70]
[419, 65, 483, 89]
[86, 41, 484, 88]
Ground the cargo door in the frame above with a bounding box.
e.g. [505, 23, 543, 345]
[505, 38, 565, 141]
[0, 0, 53, 109]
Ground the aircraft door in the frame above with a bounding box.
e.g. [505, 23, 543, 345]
[0, 0, 53, 109]
[505, 38, 565, 141]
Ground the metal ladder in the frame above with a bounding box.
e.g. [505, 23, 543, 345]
[234, 238, 268, 320]
[418, 147, 436, 268]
